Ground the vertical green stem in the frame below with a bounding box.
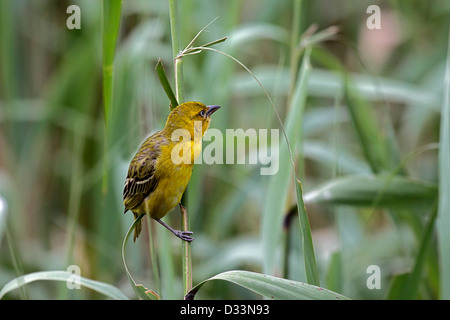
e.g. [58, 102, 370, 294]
[169, 0, 191, 297]
[174, 57, 184, 104]
[180, 204, 192, 295]
[169, 0, 184, 104]
[169, 0, 180, 62]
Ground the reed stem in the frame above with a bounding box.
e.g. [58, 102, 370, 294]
[169, 0, 191, 297]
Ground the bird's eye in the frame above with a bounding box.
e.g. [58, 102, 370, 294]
[199, 110, 206, 117]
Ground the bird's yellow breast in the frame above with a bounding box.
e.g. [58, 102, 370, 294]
[133, 139, 201, 219]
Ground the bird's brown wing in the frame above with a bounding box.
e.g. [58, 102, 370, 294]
[123, 133, 164, 213]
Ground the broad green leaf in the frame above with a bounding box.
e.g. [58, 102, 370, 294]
[0, 271, 128, 300]
[304, 174, 437, 208]
[186, 270, 349, 300]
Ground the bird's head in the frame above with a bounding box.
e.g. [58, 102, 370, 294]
[164, 101, 220, 139]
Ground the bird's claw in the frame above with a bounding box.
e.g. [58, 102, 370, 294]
[174, 230, 194, 242]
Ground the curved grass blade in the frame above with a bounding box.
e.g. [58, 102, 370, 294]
[180, 43, 318, 284]
[260, 46, 316, 282]
[0, 271, 128, 300]
[122, 213, 159, 300]
[176, 16, 319, 285]
[185, 270, 349, 300]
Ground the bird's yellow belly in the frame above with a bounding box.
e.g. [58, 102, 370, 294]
[135, 163, 193, 219]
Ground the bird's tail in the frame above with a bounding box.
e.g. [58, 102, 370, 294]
[133, 212, 143, 242]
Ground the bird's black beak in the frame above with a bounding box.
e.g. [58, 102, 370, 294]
[206, 105, 221, 117]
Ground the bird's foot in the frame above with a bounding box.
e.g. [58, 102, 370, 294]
[173, 229, 194, 242]
[155, 218, 194, 242]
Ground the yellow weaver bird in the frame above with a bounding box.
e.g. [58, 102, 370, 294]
[123, 101, 220, 242]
